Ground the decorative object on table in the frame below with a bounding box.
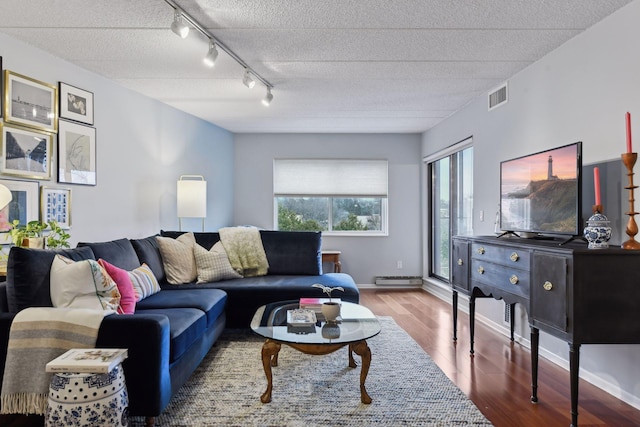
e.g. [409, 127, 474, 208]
[621, 112, 640, 249]
[3, 70, 58, 133]
[0, 179, 39, 242]
[311, 283, 344, 322]
[286, 308, 317, 327]
[57, 119, 97, 185]
[46, 364, 129, 427]
[0, 123, 53, 180]
[321, 322, 341, 339]
[46, 348, 128, 374]
[8, 219, 46, 248]
[584, 211, 612, 249]
[177, 175, 207, 231]
[41, 186, 72, 229]
[58, 82, 94, 125]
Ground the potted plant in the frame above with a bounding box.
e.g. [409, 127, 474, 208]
[312, 283, 344, 322]
[9, 220, 47, 248]
[45, 220, 71, 249]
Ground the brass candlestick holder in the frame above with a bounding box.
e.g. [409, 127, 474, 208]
[621, 152, 640, 249]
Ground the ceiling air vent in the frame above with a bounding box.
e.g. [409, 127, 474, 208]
[488, 83, 508, 111]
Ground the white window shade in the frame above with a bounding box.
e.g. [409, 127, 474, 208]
[274, 159, 388, 197]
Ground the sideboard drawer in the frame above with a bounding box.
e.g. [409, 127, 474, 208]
[471, 242, 530, 267]
[531, 252, 568, 332]
[471, 259, 529, 299]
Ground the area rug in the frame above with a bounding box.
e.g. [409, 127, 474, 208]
[130, 317, 492, 426]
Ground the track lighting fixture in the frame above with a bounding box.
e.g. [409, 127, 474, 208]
[171, 9, 189, 39]
[242, 70, 256, 89]
[203, 40, 218, 67]
[262, 87, 273, 106]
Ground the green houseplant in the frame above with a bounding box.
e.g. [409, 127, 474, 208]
[312, 283, 344, 322]
[9, 220, 70, 249]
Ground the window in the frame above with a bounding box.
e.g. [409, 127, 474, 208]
[274, 159, 388, 235]
[426, 140, 473, 281]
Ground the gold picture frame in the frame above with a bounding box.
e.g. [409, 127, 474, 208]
[3, 70, 58, 133]
[0, 123, 53, 180]
[41, 186, 72, 229]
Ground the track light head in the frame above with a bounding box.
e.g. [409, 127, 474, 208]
[242, 69, 256, 89]
[203, 41, 218, 67]
[171, 9, 189, 39]
[262, 87, 273, 106]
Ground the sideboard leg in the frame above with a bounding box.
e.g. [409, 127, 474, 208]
[569, 343, 581, 427]
[509, 303, 516, 341]
[469, 296, 476, 355]
[452, 291, 458, 341]
[530, 327, 539, 403]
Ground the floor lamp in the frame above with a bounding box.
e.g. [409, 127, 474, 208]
[177, 175, 207, 231]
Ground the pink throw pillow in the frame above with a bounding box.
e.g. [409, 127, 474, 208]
[98, 259, 136, 314]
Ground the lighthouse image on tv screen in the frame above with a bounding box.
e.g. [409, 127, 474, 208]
[500, 142, 582, 236]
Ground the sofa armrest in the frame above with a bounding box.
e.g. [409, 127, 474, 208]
[0, 282, 8, 313]
[96, 313, 171, 417]
[0, 312, 15, 391]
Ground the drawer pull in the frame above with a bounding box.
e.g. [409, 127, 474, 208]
[510, 275, 519, 285]
[457, 258, 463, 266]
[477, 266, 485, 274]
[543, 281, 553, 291]
[510, 252, 519, 262]
[477, 247, 485, 255]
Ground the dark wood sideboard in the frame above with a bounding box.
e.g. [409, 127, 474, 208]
[451, 235, 640, 427]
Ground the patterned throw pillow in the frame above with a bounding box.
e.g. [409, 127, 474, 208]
[50, 255, 121, 312]
[155, 232, 197, 284]
[98, 259, 137, 314]
[129, 263, 161, 301]
[194, 242, 242, 283]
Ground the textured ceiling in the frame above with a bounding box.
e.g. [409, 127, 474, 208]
[0, 0, 633, 133]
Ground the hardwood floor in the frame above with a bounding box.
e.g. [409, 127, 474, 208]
[359, 289, 640, 427]
[3, 289, 639, 426]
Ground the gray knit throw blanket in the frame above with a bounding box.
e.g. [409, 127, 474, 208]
[0, 307, 109, 415]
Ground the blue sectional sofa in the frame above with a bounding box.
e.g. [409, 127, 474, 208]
[0, 230, 359, 426]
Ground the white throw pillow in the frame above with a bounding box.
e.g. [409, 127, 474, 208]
[156, 232, 197, 284]
[194, 242, 242, 283]
[50, 255, 121, 311]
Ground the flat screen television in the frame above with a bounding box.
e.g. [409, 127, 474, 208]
[500, 142, 582, 238]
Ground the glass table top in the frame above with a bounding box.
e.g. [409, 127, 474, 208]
[251, 300, 381, 345]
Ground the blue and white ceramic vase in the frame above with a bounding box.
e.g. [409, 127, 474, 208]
[46, 364, 129, 426]
[584, 212, 612, 249]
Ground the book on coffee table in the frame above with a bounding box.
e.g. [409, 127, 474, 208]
[46, 348, 128, 373]
[299, 297, 341, 311]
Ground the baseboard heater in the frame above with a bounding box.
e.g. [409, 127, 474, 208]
[374, 276, 423, 286]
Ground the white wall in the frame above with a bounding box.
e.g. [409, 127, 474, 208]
[234, 133, 422, 284]
[421, 0, 640, 409]
[0, 33, 235, 246]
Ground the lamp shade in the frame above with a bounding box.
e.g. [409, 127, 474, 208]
[0, 184, 12, 211]
[177, 176, 206, 218]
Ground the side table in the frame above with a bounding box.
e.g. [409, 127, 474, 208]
[321, 250, 342, 272]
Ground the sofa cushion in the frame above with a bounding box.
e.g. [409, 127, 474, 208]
[129, 264, 161, 301]
[259, 231, 322, 275]
[194, 242, 242, 283]
[50, 255, 121, 311]
[98, 259, 136, 314]
[135, 288, 227, 328]
[130, 235, 165, 283]
[156, 233, 197, 284]
[77, 238, 141, 271]
[135, 307, 206, 362]
[160, 230, 220, 250]
[6, 246, 95, 313]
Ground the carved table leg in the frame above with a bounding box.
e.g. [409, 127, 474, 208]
[348, 343, 357, 368]
[260, 339, 281, 403]
[569, 343, 581, 427]
[452, 290, 458, 341]
[350, 340, 372, 404]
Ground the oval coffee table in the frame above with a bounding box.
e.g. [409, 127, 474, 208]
[251, 300, 381, 404]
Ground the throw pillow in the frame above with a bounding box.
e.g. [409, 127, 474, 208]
[98, 259, 136, 314]
[50, 255, 121, 312]
[129, 263, 161, 301]
[156, 232, 197, 284]
[194, 242, 242, 283]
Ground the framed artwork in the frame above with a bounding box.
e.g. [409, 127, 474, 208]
[0, 123, 52, 180]
[3, 70, 58, 133]
[41, 186, 71, 228]
[0, 56, 3, 118]
[0, 179, 39, 240]
[57, 119, 96, 185]
[59, 82, 94, 125]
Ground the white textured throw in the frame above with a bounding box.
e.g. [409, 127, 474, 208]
[0, 307, 110, 415]
[219, 227, 269, 277]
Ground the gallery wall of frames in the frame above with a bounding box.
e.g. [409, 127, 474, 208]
[0, 55, 96, 244]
